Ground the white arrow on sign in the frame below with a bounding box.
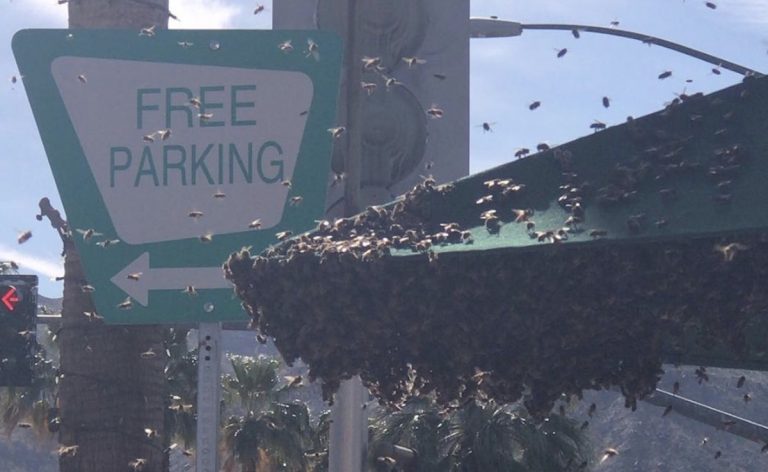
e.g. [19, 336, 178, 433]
[110, 252, 231, 306]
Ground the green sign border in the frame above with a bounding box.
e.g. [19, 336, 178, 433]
[13, 29, 342, 324]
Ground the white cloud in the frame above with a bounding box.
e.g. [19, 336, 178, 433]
[169, 0, 244, 29]
[0, 244, 63, 279]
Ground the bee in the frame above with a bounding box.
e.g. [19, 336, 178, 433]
[81, 284, 96, 292]
[711, 66, 721, 75]
[248, 219, 262, 229]
[580, 420, 589, 430]
[361, 56, 382, 70]
[478, 122, 495, 132]
[17, 230, 32, 244]
[602, 96, 611, 108]
[588, 403, 596, 417]
[83, 311, 103, 321]
[662, 405, 673, 417]
[714, 242, 748, 262]
[655, 217, 669, 228]
[361, 81, 377, 95]
[188, 210, 204, 220]
[610, 20, 620, 28]
[199, 233, 213, 243]
[289, 196, 303, 206]
[139, 25, 156, 37]
[377, 456, 396, 466]
[117, 297, 133, 310]
[256, 333, 268, 344]
[658, 70, 673, 80]
[475, 195, 493, 205]
[536, 142, 550, 152]
[384, 76, 402, 89]
[328, 126, 346, 138]
[278, 40, 293, 53]
[213, 190, 226, 199]
[58, 445, 79, 457]
[305, 38, 320, 61]
[556, 48, 568, 58]
[737, 375, 746, 388]
[189, 97, 202, 108]
[282, 179, 293, 188]
[572, 29, 580, 38]
[705, 1, 717, 9]
[158, 129, 171, 140]
[299, 110, 309, 116]
[10, 75, 18, 84]
[514, 148, 530, 158]
[198, 112, 214, 121]
[276, 230, 293, 241]
[142, 133, 155, 143]
[714, 451, 722, 459]
[433, 73, 447, 80]
[673, 381, 680, 394]
[426, 105, 444, 119]
[744, 393, 752, 403]
[140, 350, 156, 359]
[77, 74, 87, 83]
[254, 4, 266, 14]
[182, 285, 197, 296]
[528, 100, 541, 110]
[177, 41, 194, 48]
[589, 229, 608, 238]
[284, 375, 303, 387]
[96, 239, 120, 248]
[127, 272, 142, 281]
[402, 56, 426, 68]
[590, 120, 607, 131]
[17, 422, 32, 428]
[144, 428, 158, 438]
[128, 458, 147, 471]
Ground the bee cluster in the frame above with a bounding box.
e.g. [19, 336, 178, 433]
[225, 75, 768, 418]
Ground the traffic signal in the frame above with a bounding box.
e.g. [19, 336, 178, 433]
[0, 275, 37, 387]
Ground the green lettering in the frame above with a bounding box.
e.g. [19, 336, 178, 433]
[229, 143, 253, 183]
[200, 85, 225, 127]
[257, 141, 284, 183]
[191, 144, 215, 185]
[163, 145, 187, 186]
[231, 85, 257, 126]
[110, 147, 132, 187]
[136, 88, 161, 129]
[166, 87, 194, 129]
[134, 147, 159, 187]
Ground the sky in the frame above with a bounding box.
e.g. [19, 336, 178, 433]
[1, 0, 767, 297]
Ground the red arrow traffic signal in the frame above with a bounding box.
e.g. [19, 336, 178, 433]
[1, 286, 19, 311]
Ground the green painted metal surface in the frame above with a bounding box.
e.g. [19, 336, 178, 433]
[13, 29, 342, 324]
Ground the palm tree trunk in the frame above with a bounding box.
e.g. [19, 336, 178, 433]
[56, 2, 172, 471]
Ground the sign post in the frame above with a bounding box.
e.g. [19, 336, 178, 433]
[13, 29, 342, 324]
[196, 323, 222, 472]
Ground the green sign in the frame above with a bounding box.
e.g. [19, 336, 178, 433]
[13, 29, 342, 324]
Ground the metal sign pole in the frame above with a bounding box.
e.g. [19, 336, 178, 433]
[196, 322, 222, 472]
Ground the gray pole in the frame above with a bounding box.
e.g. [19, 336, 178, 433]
[196, 323, 222, 472]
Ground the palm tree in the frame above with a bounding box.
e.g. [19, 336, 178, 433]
[220, 355, 313, 472]
[369, 397, 591, 472]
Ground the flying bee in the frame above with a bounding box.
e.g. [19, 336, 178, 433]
[744, 393, 752, 403]
[361, 56, 382, 70]
[361, 81, 377, 95]
[305, 38, 320, 61]
[77, 74, 87, 83]
[188, 210, 204, 220]
[673, 381, 680, 394]
[737, 375, 746, 388]
[278, 39, 293, 53]
[248, 219, 262, 229]
[714, 451, 722, 459]
[289, 196, 303, 206]
[158, 129, 171, 140]
[253, 4, 266, 14]
[144, 428, 158, 438]
[142, 133, 155, 143]
[328, 126, 346, 138]
[480, 209, 497, 220]
[426, 105, 444, 119]
[402, 56, 427, 68]
[17, 422, 32, 428]
[705, 1, 717, 9]
[572, 29, 580, 38]
[182, 285, 197, 296]
[96, 239, 120, 248]
[276, 230, 293, 241]
[213, 190, 226, 199]
[83, 311, 103, 321]
[58, 445, 79, 457]
[512, 208, 533, 223]
[602, 96, 611, 108]
[117, 297, 133, 310]
[536, 142, 550, 152]
[127, 272, 142, 281]
[189, 97, 201, 108]
[177, 41, 194, 48]
[555, 48, 568, 58]
[199, 233, 213, 243]
[129, 458, 147, 471]
[658, 70, 673, 80]
[284, 375, 303, 387]
[384, 76, 402, 89]
[600, 448, 619, 464]
[80, 283, 96, 292]
[528, 100, 541, 110]
[198, 112, 214, 121]
[17, 230, 32, 244]
[140, 350, 156, 359]
[139, 25, 156, 37]
[514, 148, 530, 158]
[476, 122, 495, 133]
[433, 73, 447, 80]
[475, 195, 493, 205]
[590, 120, 606, 131]
[610, 20, 620, 27]
[588, 403, 596, 417]
[714, 242, 748, 262]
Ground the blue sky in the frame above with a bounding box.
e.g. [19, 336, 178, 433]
[2, 0, 767, 296]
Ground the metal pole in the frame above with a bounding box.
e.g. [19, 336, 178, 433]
[469, 18, 764, 77]
[196, 322, 222, 472]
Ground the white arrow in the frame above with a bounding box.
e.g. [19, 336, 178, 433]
[110, 252, 232, 306]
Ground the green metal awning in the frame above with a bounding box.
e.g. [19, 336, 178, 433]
[225, 75, 768, 415]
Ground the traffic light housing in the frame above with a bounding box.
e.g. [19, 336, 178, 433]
[0, 275, 37, 387]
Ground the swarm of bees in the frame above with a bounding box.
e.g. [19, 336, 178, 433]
[224, 75, 768, 419]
